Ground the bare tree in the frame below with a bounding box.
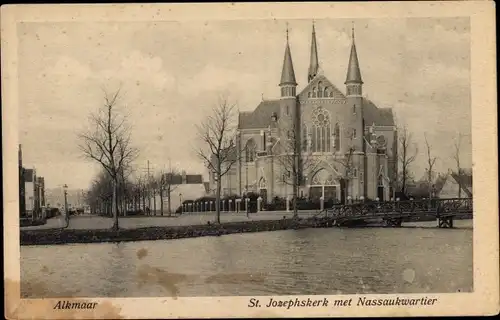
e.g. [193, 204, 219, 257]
[196, 97, 240, 224]
[79, 88, 139, 230]
[274, 121, 316, 217]
[330, 131, 356, 202]
[398, 125, 418, 196]
[155, 164, 180, 216]
[133, 174, 148, 213]
[453, 132, 464, 198]
[424, 133, 437, 199]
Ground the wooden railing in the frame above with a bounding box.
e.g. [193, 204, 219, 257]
[324, 198, 473, 219]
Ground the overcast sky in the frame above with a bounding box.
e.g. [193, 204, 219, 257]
[18, 17, 471, 189]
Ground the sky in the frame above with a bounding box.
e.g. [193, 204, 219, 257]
[17, 17, 472, 190]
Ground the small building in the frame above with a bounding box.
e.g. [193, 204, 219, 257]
[19, 145, 46, 218]
[437, 171, 473, 199]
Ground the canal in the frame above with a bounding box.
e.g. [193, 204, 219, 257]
[21, 220, 473, 298]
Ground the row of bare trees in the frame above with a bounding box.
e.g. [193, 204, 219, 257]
[84, 167, 181, 218]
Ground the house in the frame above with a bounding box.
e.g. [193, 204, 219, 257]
[437, 170, 473, 199]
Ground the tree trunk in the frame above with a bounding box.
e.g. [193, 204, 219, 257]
[401, 172, 407, 195]
[112, 180, 119, 230]
[345, 179, 350, 202]
[142, 189, 146, 213]
[292, 176, 298, 218]
[160, 188, 164, 216]
[292, 153, 299, 218]
[167, 188, 172, 217]
[216, 175, 221, 224]
[152, 189, 156, 215]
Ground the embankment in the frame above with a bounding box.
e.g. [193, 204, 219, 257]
[20, 218, 324, 246]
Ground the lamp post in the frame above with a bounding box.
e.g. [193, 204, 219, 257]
[63, 184, 69, 226]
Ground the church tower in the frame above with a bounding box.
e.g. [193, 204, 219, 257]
[345, 25, 365, 199]
[278, 26, 300, 185]
[278, 26, 298, 134]
[308, 22, 319, 83]
[345, 25, 364, 152]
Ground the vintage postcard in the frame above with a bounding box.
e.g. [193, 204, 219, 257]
[2, 1, 498, 319]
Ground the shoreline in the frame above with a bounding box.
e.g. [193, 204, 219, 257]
[19, 217, 473, 246]
[20, 218, 318, 246]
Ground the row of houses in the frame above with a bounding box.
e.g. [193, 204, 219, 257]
[19, 144, 46, 218]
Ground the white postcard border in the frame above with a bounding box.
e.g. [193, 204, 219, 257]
[2, 2, 498, 318]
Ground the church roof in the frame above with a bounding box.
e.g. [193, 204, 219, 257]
[363, 99, 395, 126]
[238, 100, 280, 129]
[238, 97, 394, 130]
[238, 81, 394, 130]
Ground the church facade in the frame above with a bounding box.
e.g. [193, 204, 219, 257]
[216, 24, 398, 203]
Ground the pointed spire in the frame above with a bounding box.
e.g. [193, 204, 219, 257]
[345, 23, 363, 84]
[280, 23, 297, 86]
[308, 20, 319, 83]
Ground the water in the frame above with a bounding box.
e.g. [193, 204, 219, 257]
[21, 221, 473, 298]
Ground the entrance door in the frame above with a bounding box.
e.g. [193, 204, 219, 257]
[340, 179, 346, 204]
[259, 188, 268, 204]
[309, 186, 322, 201]
[324, 186, 337, 202]
[377, 186, 384, 201]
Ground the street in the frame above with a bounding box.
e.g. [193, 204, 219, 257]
[20, 211, 320, 231]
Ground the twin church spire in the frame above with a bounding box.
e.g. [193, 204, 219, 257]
[308, 21, 319, 82]
[345, 25, 363, 85]
[279, 25, 297, 87]
[279, 22, 363, 97]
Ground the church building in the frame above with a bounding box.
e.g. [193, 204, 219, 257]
[216, 23, 398, 203]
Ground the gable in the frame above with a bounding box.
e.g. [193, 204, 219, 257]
[298, 75, 346, 100]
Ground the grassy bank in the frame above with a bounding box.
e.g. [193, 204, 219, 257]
[20, 218, 323, 246]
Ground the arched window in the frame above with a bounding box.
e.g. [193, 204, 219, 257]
[318, 82, 323, 98]
[312, 87, 317, 98]
[324, 87, 329, 97]
[329, 91, 334, 97]
[245, 139, 256, 162]
[353, 104, 356, 114]
[308, 92, 311, 98]
[333, 123, 340, 152]
[311, 107, 331, 153]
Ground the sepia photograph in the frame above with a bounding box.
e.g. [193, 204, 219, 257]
[3, 2, 498, 319]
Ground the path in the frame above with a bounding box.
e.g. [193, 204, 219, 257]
[20, 211, 320, 231]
